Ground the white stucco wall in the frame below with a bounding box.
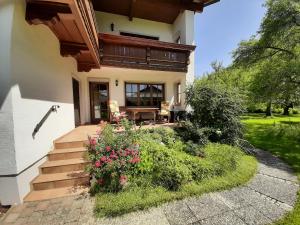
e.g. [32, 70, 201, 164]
[78, 67, 186, 124]
[173, 10, 196, 84]
[0, 0, 17, 176]
[0, 0, 77, 205]
[96, 11, 174, 42]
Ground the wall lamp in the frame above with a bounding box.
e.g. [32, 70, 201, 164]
[110, 23, 114, 31]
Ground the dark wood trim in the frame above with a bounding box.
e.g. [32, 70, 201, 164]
[99, 33, 196, 51]
[89, 82, 110, 124]
[26, 0, 100, 72]
[60, 41, 89, 57]
[124, 82, 165, 107]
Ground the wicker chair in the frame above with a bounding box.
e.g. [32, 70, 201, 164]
[109, 100, 127, 124]
[158, 101, 170, 123]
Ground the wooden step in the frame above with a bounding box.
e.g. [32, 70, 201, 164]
[32, 171, 89, 190]
[54, 140, 87, 149]
[24, 186, 89, 202]
[40, 158, 89, 174]
[48, 147, 87, 161]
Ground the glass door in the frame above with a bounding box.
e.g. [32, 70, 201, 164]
[89, 82, 109, 123]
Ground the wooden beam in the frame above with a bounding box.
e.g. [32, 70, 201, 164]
[25, 1, 71, 25]
[60, 41, 88, 57]
[128, 0, 137, 21]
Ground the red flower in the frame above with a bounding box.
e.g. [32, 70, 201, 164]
[119, 175, 127, 185]
[95, 161, 101, 168]
[90, 138, 97, 145]
[106, 146, 111, 152]
[129, 157, 140, 164]
[100, 156, 107, 162]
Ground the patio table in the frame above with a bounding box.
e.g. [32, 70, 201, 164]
[126, 107, 159, 123]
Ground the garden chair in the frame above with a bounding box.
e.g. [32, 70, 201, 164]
[109, 100, 127, 124]
[158, 101, 171, 123]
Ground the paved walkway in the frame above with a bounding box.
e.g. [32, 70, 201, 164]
[1, 149, 299, 225]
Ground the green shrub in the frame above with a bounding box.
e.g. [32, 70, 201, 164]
[174, 121, 209, 146]
[183, 141, 205, 157]
[293, 109, 299, 114]
[185, 84, 245, 145]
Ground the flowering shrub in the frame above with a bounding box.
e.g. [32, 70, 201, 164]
[87, 120, 141, 193]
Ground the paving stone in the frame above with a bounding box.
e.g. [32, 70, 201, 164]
[199, 211, 246, 225]
[247, 174, 299, 206]
[12, 217, 28, 225]
[233, 205, 272, 225]
[98, 207, 170, 225]
[3, 212, 20, 223]
[216, 188, 251, 209]
[164, 201, 198, 225]
[258, 164, 297, 182]
[186, 194, 231, 220]
[35, 201, 50, 212]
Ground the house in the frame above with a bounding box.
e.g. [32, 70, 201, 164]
[0, 0, 218, 205]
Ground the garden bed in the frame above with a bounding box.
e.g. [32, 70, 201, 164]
[86, 121, 257, 217]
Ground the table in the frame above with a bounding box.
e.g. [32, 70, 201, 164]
[126, 107, 159, 123]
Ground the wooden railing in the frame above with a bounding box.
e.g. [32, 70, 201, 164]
[98, 33, 196, 72]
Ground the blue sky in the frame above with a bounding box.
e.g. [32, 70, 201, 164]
[195, 0, 266, 76]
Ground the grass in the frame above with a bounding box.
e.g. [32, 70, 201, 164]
[95, 154, 257, 217]
[242, 113, 300, 225]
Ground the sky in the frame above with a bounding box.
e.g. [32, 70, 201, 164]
[195, 0, 266, 77]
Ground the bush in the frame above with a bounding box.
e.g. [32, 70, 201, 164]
[293, 109, 299, 114]
[87, 120, 141, 193]
[174, 121, 209, 146]
[186, 84, 245, 145]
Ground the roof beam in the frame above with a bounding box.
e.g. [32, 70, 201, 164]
[128, 0, 137, 21]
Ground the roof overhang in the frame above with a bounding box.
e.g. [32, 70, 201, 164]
[92, 0, 220, 24]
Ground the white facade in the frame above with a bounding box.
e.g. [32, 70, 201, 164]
[0, 0, 195, 205]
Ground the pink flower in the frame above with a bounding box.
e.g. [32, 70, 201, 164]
[119, 175, 127, 185]
[129, 157, 140, 164]
[106, 146, 111, 152]
[95, 161, 101, 168]
[100, 156, 107, 162]
[90, 138, 97, 145]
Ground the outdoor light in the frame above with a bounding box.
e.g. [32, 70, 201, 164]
[110, 23, 114, 31]
[115, 79, 119, 86]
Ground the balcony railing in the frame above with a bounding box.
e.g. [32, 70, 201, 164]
[98, 33, 196, 72]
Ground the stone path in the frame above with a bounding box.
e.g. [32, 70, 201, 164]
[0, 149, 299, 225]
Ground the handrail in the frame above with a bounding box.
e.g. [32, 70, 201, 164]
[32, 105, 60, 138]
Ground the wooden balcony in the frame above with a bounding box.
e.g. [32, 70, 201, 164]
[99, 33, 196, 72]
[26, 0, 101, 72]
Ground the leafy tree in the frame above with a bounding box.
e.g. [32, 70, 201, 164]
[233, 0, 300, 65]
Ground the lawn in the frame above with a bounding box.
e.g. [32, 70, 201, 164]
[242, 113, 300, 225]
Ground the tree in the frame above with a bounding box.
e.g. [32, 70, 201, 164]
[233, 0, 300, 65]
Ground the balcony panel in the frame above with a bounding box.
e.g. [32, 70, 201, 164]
[99, 33, 195, 72]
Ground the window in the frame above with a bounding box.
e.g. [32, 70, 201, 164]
[120, 32, 159, 40]
[175, 82, 181, 105]
[125, 83, 164, 107]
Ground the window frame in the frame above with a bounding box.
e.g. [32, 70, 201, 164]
[125, 82, 165, 107]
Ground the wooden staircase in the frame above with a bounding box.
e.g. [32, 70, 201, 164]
[24, 138, 90, 202]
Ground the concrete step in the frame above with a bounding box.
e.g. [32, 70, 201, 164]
[24, 186, 89, 202]
[48, 147, 87, 161]
[40, 158, 89, 174]
[32, 171, 89, 191]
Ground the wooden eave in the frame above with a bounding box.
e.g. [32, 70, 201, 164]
[26, 0, 101, 72]
[92, 0, 219, 24]
[98, 33, 196, 52]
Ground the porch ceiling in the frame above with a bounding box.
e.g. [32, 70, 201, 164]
[91, 0, 220, 24]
